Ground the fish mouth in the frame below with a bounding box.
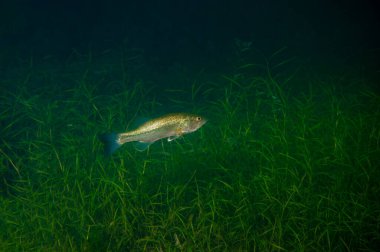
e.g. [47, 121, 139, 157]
[199, 115, 207, 123]
[200, 118, 208, 127]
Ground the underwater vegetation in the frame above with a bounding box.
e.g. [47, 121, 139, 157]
[0, 50, 380, 251]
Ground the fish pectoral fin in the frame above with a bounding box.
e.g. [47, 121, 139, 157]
[168, 135, 181, 142]
[134, 141, 153, 151]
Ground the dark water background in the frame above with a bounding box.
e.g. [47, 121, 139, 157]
[1, 0, 379, 78]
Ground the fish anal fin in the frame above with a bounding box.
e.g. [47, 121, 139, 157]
[134, 141, 152, 151]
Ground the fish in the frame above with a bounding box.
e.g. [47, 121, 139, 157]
[100, 113, 207, 155]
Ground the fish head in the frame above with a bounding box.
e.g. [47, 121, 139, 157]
[184, 114, 207, 133]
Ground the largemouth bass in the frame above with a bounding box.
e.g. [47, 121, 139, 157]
[100, 113, 207, 154]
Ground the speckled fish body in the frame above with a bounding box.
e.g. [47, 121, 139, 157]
[119, 113, 206, 143]
[100, 113, 207, 154]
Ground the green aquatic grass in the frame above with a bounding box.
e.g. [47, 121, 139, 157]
[1, 54, 380, 251]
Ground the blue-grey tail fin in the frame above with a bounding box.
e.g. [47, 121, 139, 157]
[99, 133, 122, 155]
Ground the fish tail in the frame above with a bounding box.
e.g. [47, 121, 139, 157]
[99, 133, 122, 155]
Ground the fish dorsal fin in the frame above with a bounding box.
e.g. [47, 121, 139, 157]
[129, 117, 150, 130]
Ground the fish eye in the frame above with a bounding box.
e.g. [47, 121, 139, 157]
[196, 116, 201, 121]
